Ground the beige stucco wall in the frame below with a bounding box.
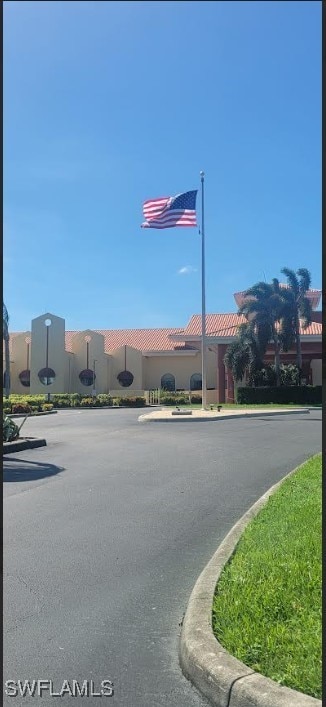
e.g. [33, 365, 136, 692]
[30, 313, 66, 394]
[64, 352, 74, 394]
[109, 345, 143, 391]
[143, 349, 217, 391]
[68, 330, 110, 394]
[9, 333, 31, 394]
[6, 313, 322, 396]
[311, 358, 322, 386]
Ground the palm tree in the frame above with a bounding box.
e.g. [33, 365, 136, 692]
[3, 302, 10, 398]
[280, 268, 312, 383]
[224, 322, 264, 384]
[238, 280, 286, 386]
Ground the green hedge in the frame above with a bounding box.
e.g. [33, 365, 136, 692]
[190, 394, 202, 404]
[236, 386, 322, 405]
[160, 391, 190, 405]
[160, 393, 203, 405]
[51, 394, 82, 407]
[120, 397, 146, 407]
[3, 394, 147, 409]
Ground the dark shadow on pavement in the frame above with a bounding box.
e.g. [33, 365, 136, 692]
[3, 457, 65, 482]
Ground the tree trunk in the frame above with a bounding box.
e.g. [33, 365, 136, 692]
[272, 328, 281, 387]
[4, 335, 10, 399]
[295, 316, 302, 385]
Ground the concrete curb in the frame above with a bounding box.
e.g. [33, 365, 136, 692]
[139, 408, 310, 423]
[7, 407, 152, 417]
[3, 438, 47, 454]
[179, 458, 321, 707]
[7, 410, 58, 418]
[53, 406, 151, 412]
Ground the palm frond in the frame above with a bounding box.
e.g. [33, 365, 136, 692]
[224, 339, 249, 382]
[281, 267, 299, 297]
[244, 282, 272, 299]
[237, 322, 252, 339]
[271, 278, 280, 293]
[238, 299, 267, 316]
[297, 268, 311, 296]
[299, 297, 312, 328]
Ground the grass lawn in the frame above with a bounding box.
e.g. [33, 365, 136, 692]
[212, 454, 322, 699]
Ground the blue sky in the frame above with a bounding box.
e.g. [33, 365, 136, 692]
[4, 0, 321, 332]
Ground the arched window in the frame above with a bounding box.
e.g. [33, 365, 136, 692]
[79, 369, 95, 387]
[19, 369, 31, 387]
[117, 370, 134, 387]
[38, 367, 56, 386]
[190, 373, 202, 391]
[161, 373, 175, 392]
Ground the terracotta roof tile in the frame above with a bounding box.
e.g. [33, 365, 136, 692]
[7, 315, 322, 358]
[65, 328, 183, 353]
[183, 313, 322, 338]
[183, 313, 246, 337]
[234, 285, 321, 310]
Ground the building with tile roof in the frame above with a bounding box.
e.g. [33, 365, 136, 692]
[5, 288, 322, 402]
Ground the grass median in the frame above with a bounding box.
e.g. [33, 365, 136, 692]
[212, 454, 322, 699]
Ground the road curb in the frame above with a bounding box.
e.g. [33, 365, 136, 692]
[3, 438, 47, 454]
[179, 458, 321, 707]
[7, 410, 58, 418]
[139, 408, 310, 423]
[8, 407, 151, 417]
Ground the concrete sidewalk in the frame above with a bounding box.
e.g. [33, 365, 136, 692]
[138, 407, 310, 422]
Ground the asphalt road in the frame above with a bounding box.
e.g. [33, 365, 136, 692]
[3, 409, 322, 706]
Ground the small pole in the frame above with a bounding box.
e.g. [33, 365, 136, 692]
[93, 359, 97, 397]
[200, 170, 207, 410]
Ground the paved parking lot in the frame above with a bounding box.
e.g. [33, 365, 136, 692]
[3, 409, 322, 706]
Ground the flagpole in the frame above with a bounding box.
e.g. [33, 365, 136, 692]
[200, 170, 207, 410]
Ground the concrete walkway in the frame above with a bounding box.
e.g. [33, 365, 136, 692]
[139, 407, 310, 422]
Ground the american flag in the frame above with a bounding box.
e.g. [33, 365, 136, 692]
[141, 190, 198, 229]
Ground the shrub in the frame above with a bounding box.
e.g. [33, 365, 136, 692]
[190, 394, 202, 404]
[11, 403, 31, 414]
[97, 394, 113, 406]
[236, 386, 322, 405]
[159, 390, 193, 405]
[249, 366, 276, 387]
[249, 364, 301, 387]
[160, 393, 189, 405]
[3, 415, 20, 442]
[280, 364, 300, 386]
[51, 399, 64, 408]
[118, 397, 146, 407]
[176, 395, 188, 405]
[51, 397, 71, 408]
[8, 395, 45, 407]
[51, 394, 71, 408]
[160, 394, 179, 405]
[80, 397, 95, 407]
[42, 403, 54, 411]
[135, 397, 146, 407]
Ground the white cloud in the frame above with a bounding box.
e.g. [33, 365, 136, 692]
[178, 265, 197, 275]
